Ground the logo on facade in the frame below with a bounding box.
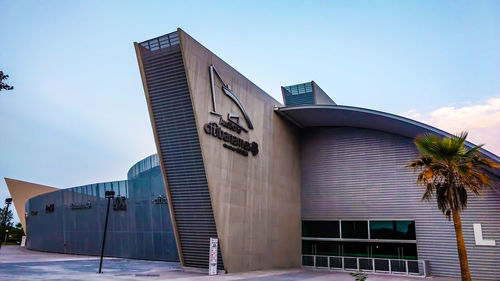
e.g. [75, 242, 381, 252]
[70, 201, 92, 210]
[203, 64, 259, 157]
[113, 196, 127, 211]
[45, 204, 55, 213]
[208, 64, 253, 131]
[473, 223, 496, 246]
[152, 195, 168, 204]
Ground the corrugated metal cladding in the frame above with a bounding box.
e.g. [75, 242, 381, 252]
[282, 84, 314, 106]
[25, 166, 178, 262]
[284, 93, 314, 106]
[138, 33, 224, 270]
[301, 127, 500, 279]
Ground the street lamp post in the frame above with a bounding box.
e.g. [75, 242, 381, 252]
[98, 190, 114, 274]
[0, 198, 13, 251]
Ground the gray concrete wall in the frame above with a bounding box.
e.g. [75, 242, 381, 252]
[179, 29, 302, 273]
[301, 127, 500, 279]
[312, 81, 336, 105]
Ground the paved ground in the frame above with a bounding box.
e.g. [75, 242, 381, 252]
[0, 246, 459, 281]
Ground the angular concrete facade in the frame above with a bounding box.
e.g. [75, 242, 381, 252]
[181, 30, 302, 273]
[135, 29, 301, 273]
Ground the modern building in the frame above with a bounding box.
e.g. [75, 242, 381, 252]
[7, 154, 178, 262]
[5, 28, 500, 279]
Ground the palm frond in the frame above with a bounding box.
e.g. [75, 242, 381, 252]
[408, 131, 498, 220]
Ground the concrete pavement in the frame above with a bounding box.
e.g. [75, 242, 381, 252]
[0, 246, 460, 281]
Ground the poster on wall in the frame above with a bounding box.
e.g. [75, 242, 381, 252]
[208, 237, 218, 275]
[20, 236, 26, 247]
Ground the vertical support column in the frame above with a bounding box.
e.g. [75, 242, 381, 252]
[367, 219, 370, 239]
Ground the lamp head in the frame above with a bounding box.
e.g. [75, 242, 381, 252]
[5, 198, 12, 204]
[105, 191, 115, 199]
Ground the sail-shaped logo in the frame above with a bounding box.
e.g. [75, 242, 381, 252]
[202, 64, 259, 157]
[208, 64, 254, 132]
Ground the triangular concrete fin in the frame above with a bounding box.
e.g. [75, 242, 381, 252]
[4, 178, 59, 232]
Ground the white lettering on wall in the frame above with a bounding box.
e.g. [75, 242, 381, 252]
[473, 223, 496, 246]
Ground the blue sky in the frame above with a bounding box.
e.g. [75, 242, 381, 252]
[1, 1, 499, 223]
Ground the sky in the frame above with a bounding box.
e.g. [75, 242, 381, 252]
[1, 1, 499, 223]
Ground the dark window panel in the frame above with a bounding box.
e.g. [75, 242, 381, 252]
[302, 240, 314, 255]
[302, 220, 340, 238]
[316, 241, 341, 256]
[341, 220, 368, 239]
[370, 220, 416, 240]
[342, 242, 370, 257]
[371, 242, 417, 260]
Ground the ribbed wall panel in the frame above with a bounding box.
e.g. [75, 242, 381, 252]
[139, 38, 223, 270]
[25, 166, 178, 262]
[301, 127, 500, 279]
[284, 92, 314, 106]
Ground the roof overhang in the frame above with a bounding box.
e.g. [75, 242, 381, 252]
[275, 105, 500, 170]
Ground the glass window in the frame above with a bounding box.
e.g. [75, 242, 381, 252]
[371, 242, 417, 260]
[302, 241, 341, 256]
[370, 221, 416, 240]
[284, 82, 313, 96]
[342, 242, 370, 257]
[316, 241, 341, 256]
[302, 240, 314, 255]
[341, 221, 368, 239]
[302, 221, 340, 238]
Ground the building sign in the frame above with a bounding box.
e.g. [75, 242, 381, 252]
[152, 195, 168, 204]
[21, 236, 26, 247]
[113, 196, 127, 211]
[45, 204, 54, 213]
[202, 64, 259, 157]
[473, 223, 496, 246]
[204, 122, 258, 157]
[70, 201, 92, 210]
[30, 210, 38, 216]
[208, 237, 218, 275]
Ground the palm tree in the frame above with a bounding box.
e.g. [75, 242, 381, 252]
[407, 132, 499, 281]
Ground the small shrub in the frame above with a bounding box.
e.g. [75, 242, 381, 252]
[349, 270, 367, 281]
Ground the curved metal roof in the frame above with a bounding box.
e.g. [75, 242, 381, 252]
[127, 154, 160, 180]
[275, 104, 500, 165]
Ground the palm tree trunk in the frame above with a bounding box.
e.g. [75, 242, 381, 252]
[453, 210, 471, 281]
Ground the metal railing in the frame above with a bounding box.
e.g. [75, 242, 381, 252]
[302, 255, 427, 277]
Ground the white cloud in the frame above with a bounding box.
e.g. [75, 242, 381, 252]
[402, 98, 500, 157]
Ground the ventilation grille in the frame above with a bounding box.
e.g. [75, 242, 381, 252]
[139, 36, 224, 270]
[282, 82, 314, 106]
[284, 93, 314, 106]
